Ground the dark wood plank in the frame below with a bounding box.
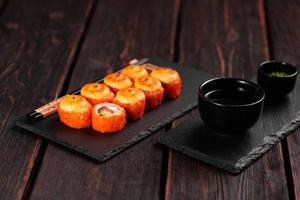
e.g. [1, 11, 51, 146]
[165, 0, 289, 199]
[267, 0, 300, 198]
[284, 129, 300, 200]
[67, 0, 180, 92]
[0, 0, 94, 199]
[29, 0, 180, 199]
[0, 0, 8, 12]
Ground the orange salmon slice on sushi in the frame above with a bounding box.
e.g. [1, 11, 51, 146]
[80, 82, 115, 105]
[150, 67, 182, 99]
[92, 103, 126, 133]
[103, 73, 133, 94]
[113, 87, 146, 121]
[58, 95, 92, 129]
[121, 65, 148, 81]
[134, 76, 164, 110]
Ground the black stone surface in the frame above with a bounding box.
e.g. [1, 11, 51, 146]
[158, 77, 300, 174]
[16, 58, 212, 163]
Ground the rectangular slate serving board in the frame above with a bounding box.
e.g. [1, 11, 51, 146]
[158, 74, 300, 174]
[16, 57, 212, 163]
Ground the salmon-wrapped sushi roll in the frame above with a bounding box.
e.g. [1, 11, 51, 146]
[150, 67, 182, 99]
[134, 76, 164, 110]
[113, 88, 145, 121]
[92, 103, 126, 133]
[80, 83, 114, 105]
[104, 73, 133, 94]
[58, 95, 92, 129]
[121, 65, 148, 81]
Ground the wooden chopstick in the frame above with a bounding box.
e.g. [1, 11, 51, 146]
[27, 58, 157, 121]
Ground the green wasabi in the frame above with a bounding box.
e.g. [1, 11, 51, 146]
[270, 71, 289, 77]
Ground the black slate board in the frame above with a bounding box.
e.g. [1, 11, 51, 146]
[16, 58, 213, 163]
[158, 75, 300, 174]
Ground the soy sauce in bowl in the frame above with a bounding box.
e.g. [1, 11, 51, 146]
[204, 89, 255, 105]
[198, 78, 265, 133]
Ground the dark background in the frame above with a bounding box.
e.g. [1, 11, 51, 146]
[0, 0, 299, 199]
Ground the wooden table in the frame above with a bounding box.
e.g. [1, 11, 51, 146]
[1, 0, 300, 199]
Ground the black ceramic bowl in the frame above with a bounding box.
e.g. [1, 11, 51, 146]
[198, 78, 265, 133]
[258, 60, 298, 99]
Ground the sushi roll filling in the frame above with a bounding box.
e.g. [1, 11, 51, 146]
[98, 107, 114, 116]
[95, 103, 121, 116]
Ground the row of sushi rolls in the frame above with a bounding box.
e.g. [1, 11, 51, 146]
[58, 64, 182, 133]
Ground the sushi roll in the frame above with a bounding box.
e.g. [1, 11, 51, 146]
[92, 103, 126, 133]
[104, 73, 133, 94]
[121, 65, 148, 81]
[134, 76, 164, 110]
[113, 87, 146, 121]
[80, 82, 114, 105]
[58, 95, 92, 129]
[150, 67, 182, 99]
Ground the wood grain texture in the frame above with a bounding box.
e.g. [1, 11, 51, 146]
[66, 0, 180, 92]
[0, 0, 94, 199]
[29, 0, 180, 199]
[165, 0, 289, 199]
[267, 0, 300, 198]
[284, 129, 300, 200]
